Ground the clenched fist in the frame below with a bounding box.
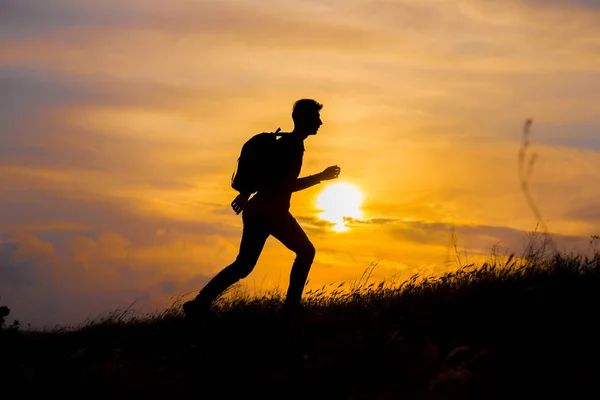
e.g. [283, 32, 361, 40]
[320, 165, 341, 181]
[231, 192, 250, 215]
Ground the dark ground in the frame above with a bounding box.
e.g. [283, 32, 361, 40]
[2, 253, 599, 399]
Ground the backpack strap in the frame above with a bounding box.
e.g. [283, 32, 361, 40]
[231, 158, 239, 187]
[274, 127, 292, 137]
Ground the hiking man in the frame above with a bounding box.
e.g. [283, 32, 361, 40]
[183, 99, 340, 318]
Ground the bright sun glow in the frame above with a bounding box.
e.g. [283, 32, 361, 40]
[316, 182, 364, 232]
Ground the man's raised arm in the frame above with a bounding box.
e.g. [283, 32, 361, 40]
[291, 174, 322, 192]
[291, 165, 341, 192]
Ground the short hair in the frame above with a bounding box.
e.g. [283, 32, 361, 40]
[292, 99, 323, 124]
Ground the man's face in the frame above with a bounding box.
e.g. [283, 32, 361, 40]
[306, 111, 323, 135]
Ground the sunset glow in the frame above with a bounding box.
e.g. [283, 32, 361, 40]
[316, 183, 363, 232]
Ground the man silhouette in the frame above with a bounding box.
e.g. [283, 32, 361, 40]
[183, 99, 340, 319]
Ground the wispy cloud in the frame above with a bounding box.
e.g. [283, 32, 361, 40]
[0, 232, 218, 328]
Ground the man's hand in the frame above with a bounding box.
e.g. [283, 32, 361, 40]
[231, 193, 251, 215]
[319, 165, 341, 181]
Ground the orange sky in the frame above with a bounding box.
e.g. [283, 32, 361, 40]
[1, 0, 600, 327]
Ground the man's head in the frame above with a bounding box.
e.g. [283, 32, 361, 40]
[292, 99, 323, 136]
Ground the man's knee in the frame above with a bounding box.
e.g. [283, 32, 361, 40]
[297, 242, 316, 262]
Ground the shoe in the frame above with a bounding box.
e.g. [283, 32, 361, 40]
[182, 300, 209, 320]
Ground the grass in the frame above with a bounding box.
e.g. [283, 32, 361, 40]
[2, 243, 600, 399]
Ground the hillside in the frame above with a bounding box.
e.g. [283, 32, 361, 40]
[2, 252, 600, 399]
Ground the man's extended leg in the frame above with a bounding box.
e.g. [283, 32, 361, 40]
[269, 212, 316, 313]
[184, 214, 269, 318]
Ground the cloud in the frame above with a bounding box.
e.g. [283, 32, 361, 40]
[0, 0, 396, 53]
[295, 215, 337, 234]
[520, 0, 600, 10]
[380, 219, 593, 256]
[0, 66, 211, 115]
[4, 0, 599, 77]
[564, 202, 600, 225]
[344, 217, 401, 225]
[0, 67, 247, 218]
[0, 185, 240, 248]
[0, 230, 230, 328]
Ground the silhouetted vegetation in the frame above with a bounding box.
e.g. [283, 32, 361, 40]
[0, 300, 19, 332]
[0, 305, 9, 329]
[2, 241, 600, 399]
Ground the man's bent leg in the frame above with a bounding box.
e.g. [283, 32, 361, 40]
[269, 212, 316, 312]
[188, 215, 269, 312]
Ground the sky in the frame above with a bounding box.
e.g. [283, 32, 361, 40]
[1, 0, 599, 328]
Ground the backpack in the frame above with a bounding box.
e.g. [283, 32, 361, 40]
[231, 128, 283, 194]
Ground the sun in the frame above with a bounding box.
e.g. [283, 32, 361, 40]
[316, 182, 364, 232]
